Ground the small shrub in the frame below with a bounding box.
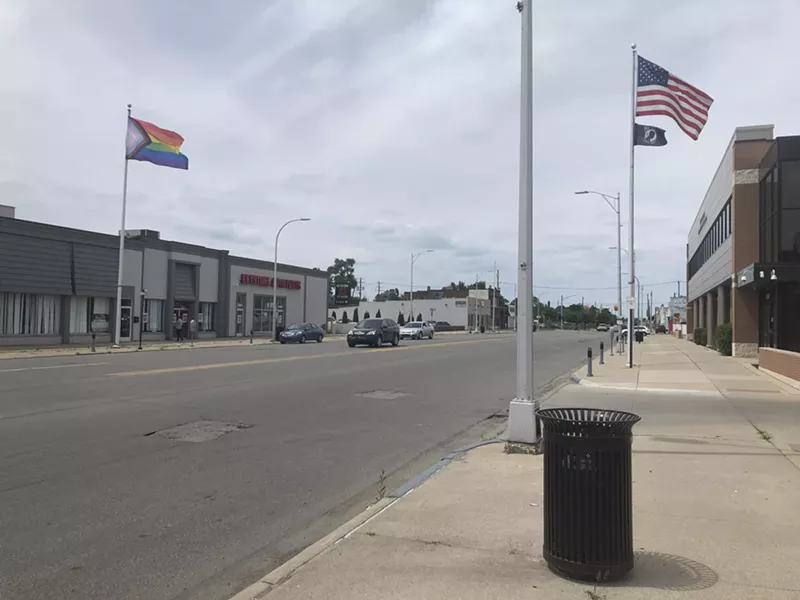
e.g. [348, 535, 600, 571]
[417, 313, 423, 322]
[353, 307, 359, 323]
[364, 311, 370, 319]
[342, 310, 349, 324]
[397, 312, 405, 326]
[693, 327, 707, 346]
[716, 322, 732, 356]
[375, 309, 382, 318]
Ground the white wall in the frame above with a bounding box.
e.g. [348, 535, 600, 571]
[228, 264, 306, 334]
[329, 299, 469, 327]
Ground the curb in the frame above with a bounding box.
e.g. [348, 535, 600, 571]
[570, 372, 718, 396]
[226, 439, 504, 600]
[227, 498, 395, 600]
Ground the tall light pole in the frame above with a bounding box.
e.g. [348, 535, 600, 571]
[508, 0, 536, 444]
[272, 217, 310, 338]
[560, 294, 576, 329]
[576, 190, 622, 329]
[410, 250, 433, 322]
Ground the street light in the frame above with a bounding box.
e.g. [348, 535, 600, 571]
[272, 218, 310, 339]
[138, 288, 147, 351]
[576, 190, 622, 332]
[410, 250, 433, 322]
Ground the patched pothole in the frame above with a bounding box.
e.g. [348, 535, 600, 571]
[144, 420, 252, 443]
[356, 390, 409, 400]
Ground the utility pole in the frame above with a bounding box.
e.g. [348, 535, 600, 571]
[677, 280, 681, 297]
[376, 281, 381, 296]
[358, 277, 363, 300]
[507, 0, 536, 444]
[560, 294, 564, 330]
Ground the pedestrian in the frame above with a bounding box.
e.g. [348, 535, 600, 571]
[175, 319, 184, 342]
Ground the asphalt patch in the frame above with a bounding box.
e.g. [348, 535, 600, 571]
[144, 420, 252, 443]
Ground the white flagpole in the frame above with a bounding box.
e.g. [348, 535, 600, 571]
[627, 46, 637, 368]
[508, 0, 536, 444]
[113, 103, 132, 347]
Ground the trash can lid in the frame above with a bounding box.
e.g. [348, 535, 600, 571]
[537, 408, 640, 436]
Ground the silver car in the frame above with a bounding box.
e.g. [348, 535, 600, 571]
[399, 321, 434, 340]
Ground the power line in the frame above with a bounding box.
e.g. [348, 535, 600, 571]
[532, 280, 682, 291]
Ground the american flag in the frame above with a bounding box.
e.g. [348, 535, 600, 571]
[636, 56, 713, 141]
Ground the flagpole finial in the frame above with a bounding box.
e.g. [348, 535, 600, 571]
[631, 43, 637, 50]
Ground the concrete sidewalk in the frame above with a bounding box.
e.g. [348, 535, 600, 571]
[573, 334, 798, 397]
[229, 380, 800, 600]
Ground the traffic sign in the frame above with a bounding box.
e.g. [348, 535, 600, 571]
[627, 296, 636, 310]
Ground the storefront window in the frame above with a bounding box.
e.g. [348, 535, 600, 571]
[200, 302, 216, 332]
[0, 293, 60, 336]
[252, 295, 286, 333]
[143, 299, 164, 333]
[781, 210, 800, 262]
[781, 160, 800, 210]
[69, 297, 111, 334]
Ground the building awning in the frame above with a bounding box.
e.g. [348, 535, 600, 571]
[736, 263, 800, 288]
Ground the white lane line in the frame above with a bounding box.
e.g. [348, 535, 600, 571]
[0, 362, 110, 373]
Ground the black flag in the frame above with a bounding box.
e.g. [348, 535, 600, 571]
[634, 123, 667, 147]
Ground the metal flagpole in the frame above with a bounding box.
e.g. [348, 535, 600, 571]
[113, 104, 132, 347]
[508, 0, 536, 444]
[627, 45, 637, 368]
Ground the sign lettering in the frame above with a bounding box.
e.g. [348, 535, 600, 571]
[240, 273, 302, 290]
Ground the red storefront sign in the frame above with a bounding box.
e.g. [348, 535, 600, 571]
[240, 273, 302, 290]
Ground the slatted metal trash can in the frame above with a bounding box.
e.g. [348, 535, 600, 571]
[538, 408, 641, 582]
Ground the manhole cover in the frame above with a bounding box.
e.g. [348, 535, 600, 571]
[145, 420, 252, 443]
[356, 390, 409, 400]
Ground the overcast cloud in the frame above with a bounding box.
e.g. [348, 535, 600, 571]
[2, 0, 799, 307]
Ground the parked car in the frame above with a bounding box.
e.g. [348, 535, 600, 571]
[635, 325, 650, 336]
[655, 324, 667, 334]
[434, 321, 452, 331]
[347, 318, 400, 347]
[596, 323, 610, 332]
[279, 322, 324, 343]
[400, 321, 434, 340]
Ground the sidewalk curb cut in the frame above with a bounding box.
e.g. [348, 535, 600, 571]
[227, 498, 395, 600]
[570, 372, 718, 396]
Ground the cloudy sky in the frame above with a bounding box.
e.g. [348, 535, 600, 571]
[2, 0, 799, 308]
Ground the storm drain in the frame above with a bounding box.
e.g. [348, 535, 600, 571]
[145, 420, 252, 443]
[356, 390, 409, 400]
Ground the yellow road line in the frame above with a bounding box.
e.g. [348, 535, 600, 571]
[109, 337, 508, 377]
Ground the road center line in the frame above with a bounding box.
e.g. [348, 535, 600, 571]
[109, 338, 508, 377]
[0, 362, 110, 373]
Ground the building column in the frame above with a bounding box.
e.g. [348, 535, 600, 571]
[710, 289, 719, 346]
[731, 285, 759, 358]
[60, 295, 70, 345]
[706, 291, 715, 346]
[686, 301, 695, 335]
[717, 285, 727, 326]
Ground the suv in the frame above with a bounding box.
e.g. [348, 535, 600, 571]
[596, 323, 610, 332]
[347, 318, 400, 348]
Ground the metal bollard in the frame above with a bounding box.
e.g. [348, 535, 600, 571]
[600, 341, 605, 364]
[91, 332, 96, 353]
[587, 346, 593, 377]
[250, 329, 254, 344]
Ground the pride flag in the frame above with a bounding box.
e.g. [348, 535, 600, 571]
[125, 117, 188, 170]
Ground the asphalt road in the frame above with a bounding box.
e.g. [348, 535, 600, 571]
[0, 330, 604, 600]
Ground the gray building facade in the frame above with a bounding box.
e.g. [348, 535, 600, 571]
[0, 215, 328, 346]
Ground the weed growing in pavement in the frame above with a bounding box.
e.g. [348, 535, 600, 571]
[756, 428, 773, 442]
[375, 469, 387, 502]
[504, 441, 541, 455]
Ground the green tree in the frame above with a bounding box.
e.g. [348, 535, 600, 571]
[363, 311, 370, 319]
[417, 313, 423, 322]
[375, 309, 382, 318]
[331, 310, 337, 321]
[374, 288, 401, 302]
[342, 310, 349, 324]
[353, 307, 359, 323]
[327, 258, 357, 307]
[397, 312, 406, 326]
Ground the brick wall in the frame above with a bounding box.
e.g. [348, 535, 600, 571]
[760, 348, 800, 384]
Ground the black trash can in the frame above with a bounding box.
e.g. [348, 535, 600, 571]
[274, 325, 285, 341]
[538, 408, 641, 582]
[635, 330, 644, 344]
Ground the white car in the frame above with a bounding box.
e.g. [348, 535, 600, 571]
[400, 321, 434, 340]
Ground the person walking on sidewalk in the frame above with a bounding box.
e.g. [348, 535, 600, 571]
[175, 319, 184, 342]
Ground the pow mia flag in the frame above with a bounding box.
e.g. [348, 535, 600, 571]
[634, 123, 667, 147]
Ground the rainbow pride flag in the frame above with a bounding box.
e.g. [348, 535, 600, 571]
[125, 117, 188, 170]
